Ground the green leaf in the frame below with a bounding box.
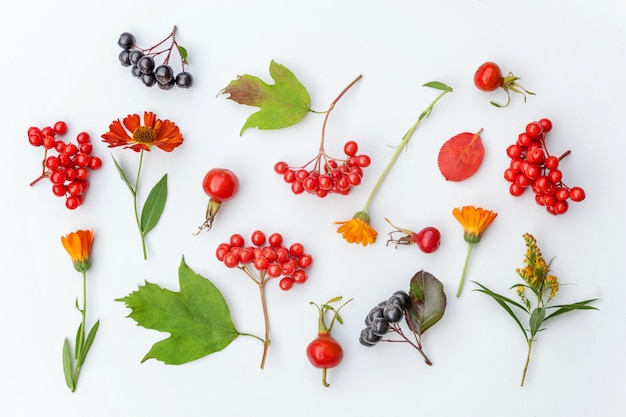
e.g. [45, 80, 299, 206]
[111, 155, 135, 195]
[74, 321, 85, 360]
[62, 339, 75, 391]
[140, 174, 168, 235]
[406, 270, 447, 335]
[178, 45, 188, 64]
[77, 320, 100, 367]
[529, 307, 545, 337]
[116, 256, 239, 365]
[473, 281, 529, 340]
[222, 60, 311, 135]
[423, 81, 453, 92]
[544, 299, 599, 321]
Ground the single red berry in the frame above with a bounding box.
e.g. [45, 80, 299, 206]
[268, 233, 283, 247]
[28, 133, 43, 147]
[53, 121, 68, 135]
[65, 195, 81, 210]
[223, 252, 240, 268]
[474, 62, 503, 92]
[356, 154, 371, 167]
[87, 156, 102, 170]
[569, 186, 586, 202]
[415, 227, 441, 253]
[274, 161, 289, 174]
[76, 132, 91, 144]
[230, 233, 245, 248]
[278, 276, 295, 290]
[292, 269, 307, 284]
[343, 140, 358, 157]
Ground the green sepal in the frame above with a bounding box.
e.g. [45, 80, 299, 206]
[178, 45, 188, 64]
[140, 174, 168, 235]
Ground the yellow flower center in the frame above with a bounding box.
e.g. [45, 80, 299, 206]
[132, 126, 156, 143]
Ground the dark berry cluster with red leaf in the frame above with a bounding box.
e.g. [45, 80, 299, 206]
[274, 140, 371, 197]
[117, 27, 193, 90]
[216, 231, 313, 291]
[504, 118, 585, 215]
[28, 122, 102, 210]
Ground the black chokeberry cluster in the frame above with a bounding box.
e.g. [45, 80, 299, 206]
[117, 27, 193, 90]
[359, 290, 408, 346]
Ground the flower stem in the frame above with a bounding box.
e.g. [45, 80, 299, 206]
[362, 87, 451, 213]
[457, 242, 475, 297]
[71, 270, 88, 389]
[132, 150, 148, 260]
[521, 338, 533, 386]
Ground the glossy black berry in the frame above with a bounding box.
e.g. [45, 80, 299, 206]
[154, 64, 174, 84]
[391, 290, 409, 307]
[129, 50, 144, 65]
[157, 78, 175, 90]
[137, 56, 155, 75]
[131, 65, 142, 78]
[118, 32, 136, 50]
[383, 304, 403, 323]
[141, 73, 156, 87]
[365, 306, 384, 325]
[175, 71, 193, 88]
[119, 50, 131, 67]
[359, 327, 381, 346]
[370, 317, 390, 336]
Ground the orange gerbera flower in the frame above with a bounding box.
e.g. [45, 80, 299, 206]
[101, 111, 183, 152]
[452, 205, 497, 244]
[335, 211, 378, 246]
[452, 205, 497, 297]
[61, 229, 94, 273]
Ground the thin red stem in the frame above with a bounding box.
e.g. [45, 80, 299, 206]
[558, 150, 571, 161]
[319, 74, 363, 152]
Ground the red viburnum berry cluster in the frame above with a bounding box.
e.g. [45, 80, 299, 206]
[504, 118, 585, 215]
[28, 121, 103, 210]
[216, 230, 313, 291]
[274, 140, 371, 197]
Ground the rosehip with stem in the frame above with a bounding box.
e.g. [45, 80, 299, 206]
[195, 168, 239, 234]
[306, 296, 352, 387]
[384, 218, 441, 253]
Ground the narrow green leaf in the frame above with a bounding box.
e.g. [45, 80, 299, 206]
[473, 282, 529, 340]
[111, 155, 135, 195]
[77, 320, 100, 367]
[178, 45, 188, 63]
[140, 174, 168, 235]
[116, 256, 239, 365]
[326, 296, 343, 304]
[544, 299, 599, 321]
[407, 270, 447, 335]
[62, 339, 75, 391]
[529, 307, 545, 337]
[335, 313, 344, 325]
[74, 321, 85, 360]
[423, 81, 452, 92]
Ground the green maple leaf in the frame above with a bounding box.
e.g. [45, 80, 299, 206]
[222, 60, 311, 135]
[116, 256, 239, 365]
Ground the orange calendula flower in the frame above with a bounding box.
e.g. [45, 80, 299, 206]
[452, 206, 497, 244]
[452, 205, 497, 297]
[61, 229, 93, 273]
[335, 211, 378, 246]
[101, 111, 183, 152]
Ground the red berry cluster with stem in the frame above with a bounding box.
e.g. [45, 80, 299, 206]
[504, 118, 585, 215]
[273, 75, 371, 197]
[216, 230, 313, 369]
[28, 122, 102, 209]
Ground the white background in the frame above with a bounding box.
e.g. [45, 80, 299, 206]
[1, 0, 625, 416]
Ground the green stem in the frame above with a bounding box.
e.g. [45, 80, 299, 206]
[362, 87, 451, 213]
[456, 242, 475, 297]
[521, 338, 533, 386]
[71, 270, 88, 391]
[132, 149, 147, 260]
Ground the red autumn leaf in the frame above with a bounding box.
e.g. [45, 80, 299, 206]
[438, 129, 485, 182]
